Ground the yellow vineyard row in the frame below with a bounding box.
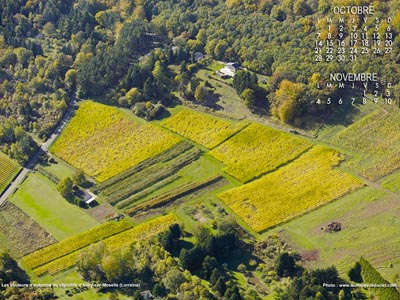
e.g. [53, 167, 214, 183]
[22, 219, 133, 269]
[32, 214, 179, 276]
[210, 123, 313, 182]
[51, 101, 180, 182]
[219, 146, 364, 232]
[162, 108, 247, 149]
[0, 154, 20, 191]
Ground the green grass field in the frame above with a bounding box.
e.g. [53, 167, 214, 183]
[379, 170, 400, 195]
[271, 186, 400, 282]
[40, 156, 78, 180]
[10, 173, 99, 240]
[0, 152, 20, 193]
[196, 69, 248, 119]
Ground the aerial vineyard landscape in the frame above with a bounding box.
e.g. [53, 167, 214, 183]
[0, 0, 400, 300]
[219, 146, 364, 232]
[30, 214, 178, 276]
[51, 101, 181, 182]
[209, 123, 313, 182]
[162, 108, 247, 149]
[328, 107, 400, 180]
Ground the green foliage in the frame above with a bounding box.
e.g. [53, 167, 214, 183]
[194, 85, 207, 102]
[57, 177, 73, 200]
[72, 170, 86, 186]
[0, 252, 55, 299]
[275, 252, 296, 277]
[179, 246, 204, 271]
[164, 268, 186, 293]
[233, 70, 258, 95]
[359, 257, 400, 300]
[201, 256, 218, 279]
[0, 252, 29, 285]
[281, 266, 356, 300]
[213, 277, 227, 296]
[152, 282, 167, 297]
[240, 88, 256, 108]
[348, 261, 362, 283]
[197, 227, 240, 260]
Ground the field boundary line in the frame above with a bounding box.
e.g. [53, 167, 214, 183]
[209, 122, 251, 150]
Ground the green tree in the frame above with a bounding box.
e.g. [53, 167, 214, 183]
[164, 269, 186, 293]
[241, 88, 256, 108]
[65, 69, 78, 90]
[77, 242, 107, 282]
[152, 282, 167, 297]
[275, 252, 296, 277]
[213, 277, 226, 295]
[126, 87, 142, 105]
[348, 262, 362, 283]
[72, 170, 86, 186]
[0, 252, 29, 285]
[200, 256, 218, 279]
[57, 177, 74, 200]
[233, 70, 258, 95]
[194, 85, 207, 102]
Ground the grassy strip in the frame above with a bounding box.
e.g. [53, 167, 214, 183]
[103, 148, 201, 205]
[21, 219, 132, 269]
[126, 175, 224, 216]
[35, 166, 60, 184]
[93, 141, 193, 193]
[116, 174, 180, 209]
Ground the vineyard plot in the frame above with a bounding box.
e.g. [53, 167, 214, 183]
[26, 214, 178, 276]
[209, 123, 313, 182]
[0, 153, 20, 194]
[51, 101, 181, 182]
[329, 108, 400, 180]
[219, 146, 363, 233]
[162, 108, 247, 149]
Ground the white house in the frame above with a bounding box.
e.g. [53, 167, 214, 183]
[217, 66, 235, 77]
[216, 62, 241, 78]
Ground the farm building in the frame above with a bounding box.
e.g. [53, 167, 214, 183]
[216, 62, 241, 78]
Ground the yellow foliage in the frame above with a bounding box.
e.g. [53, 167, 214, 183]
[21, 219, 133, 270]
[51, 101, 180, 182]
[219, 146, 363, 232]
[33, 214, 179, 276]
[0, 154, 19, 192]
[162, 108, 247, 149]
[273, 80, 305, 123]
[210, 123, 312, 182]
[226, 0, 241, 8]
